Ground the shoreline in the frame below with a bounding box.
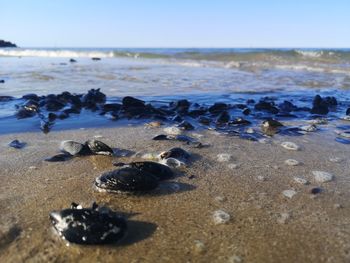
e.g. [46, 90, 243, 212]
[0, 123, 349, 262]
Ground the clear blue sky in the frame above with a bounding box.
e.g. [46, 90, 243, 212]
[1, 0, 349, 48]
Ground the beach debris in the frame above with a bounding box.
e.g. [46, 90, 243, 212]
[277, 212, 291, 224]
[50, 202, 126, 244]
[45, 153, 72, 162]
[257, 175, 266, 181]
[300, 124, 317, 132]
[145, 121, 162, 128]
[217, 153, 232, 162]
[329, 157, 343, 163]
[212, 210, 231, 225]
[281, 141, 300, 151]
[334, 203, 343, 209]
[8, 139, 26, 149]
[163, 126, 182, 135]
[113, 161, 174, 181]
[193, 240, 206, 255]
[284, 159, 300, 166]
[312, 170, 334, 183]
[293, 177, 309, 185]
[227, 163, 239, 169]
[282, 189, 297, 199]
[228, 255, 243, 263]
[214, 196, 227, 202]
[310, 187, 322, 195]
[94, 167, 159, 193]
[159, 147, 190, 162]
[86, 140, 114, 156]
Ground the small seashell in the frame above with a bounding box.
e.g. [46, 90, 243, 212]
[217, 153, 232, 162]
[227, 163, 239, 169]
[212, 210, 231, 225]
[329, 157, 343, 163]
[281, 141, 300, 151]
[293, 177, 309, 185]
[300, 124, 317, 132]
[312, 171, 334, 183]
[284, 159, 300, 166]
[163, 126, 182, 135]
[282, 189, 297, 199]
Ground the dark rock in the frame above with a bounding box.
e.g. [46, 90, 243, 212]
[278, 101, 297, 112]
[246, 99, 255, 104]
[346, 108, 350, 116]
[171, 100, 190, 113]
[22, 93, 40, 101]
[242, 108, 251, 115]
[209, 103, 227, 114]
[235, 104, 247, 109]
[82, 89, 106, 108]
[0, 96, 14, 102]
[69, 58, 77, 63]
[48, 113, 57, 122]
[0, 40, 17, 47]
[216, 111, 230, 124]
[102, 103, 122, 112]
[58, 112, 69, 120]
[310, 187, 322, 194]
[178, 121, 194, 130]
[92, 57, 101, 61]
[16, 108, 36, 119]
[310, 105, 329, 115]
[0, 79, 5, 83]
[172, 115, 183, 122]
[187, 108, 207, 118]
[122, 96, 145, 108]
[229, 118, 251, 126]
[45, 98, 65, 111]
[254, 101, 279, 114]
[198, 116, 211, 125]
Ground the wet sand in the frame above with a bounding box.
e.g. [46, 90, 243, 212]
[0, 123, 349, 263]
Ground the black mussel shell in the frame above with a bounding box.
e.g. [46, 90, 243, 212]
[114, 161, 174, 181]
[50, 203, 127, 244]
[159, 147, 190, 161]
[9, 139, 26, 149]
[94, 167, 159, 193]
[86, 140, 114, 156]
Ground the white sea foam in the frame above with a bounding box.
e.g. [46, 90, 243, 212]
[0, 49, 114, 58]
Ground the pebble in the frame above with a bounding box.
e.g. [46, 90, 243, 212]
[307, 118, 328, 125]
[284, 159, 300, 166]
[193, 240, 206, 255]
[258, 138, 271, 144]
[282, 189, 297, 199]
[277, 212, 290, 224]
[257, 175, 266, 181]
[228, 255, 243, 263]
[334, 203, 343, 209]
[293, 177, 309, 185]
[246, 127, 255, 134]
[214, 196, 227, 202]
[164, 126, 182, 135]
[212, 210, 231, 225]
[312, 171, 334, 183]
[300, 124, 317, 132]
[329, 157, 343, 163]
[28, 166, 38, 170]
[281, 141, 300, 151]
[93, 135, 104, 139]
[227, 163, 239, 169]
[217, 153, 232, 162]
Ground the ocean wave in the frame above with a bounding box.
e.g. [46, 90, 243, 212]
[0, 49, 114, 58]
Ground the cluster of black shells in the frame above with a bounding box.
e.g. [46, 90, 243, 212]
[2, 88, 346, 134]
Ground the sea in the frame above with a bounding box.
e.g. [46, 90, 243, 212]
[1, 48, 350, 133]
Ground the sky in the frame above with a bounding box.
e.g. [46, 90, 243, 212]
[1, 0, 349, 48]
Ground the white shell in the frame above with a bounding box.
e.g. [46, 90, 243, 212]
[312, 171, 334, 183]
[281, 141, 300, 151]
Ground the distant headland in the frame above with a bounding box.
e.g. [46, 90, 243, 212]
[0, 40, 17, 48]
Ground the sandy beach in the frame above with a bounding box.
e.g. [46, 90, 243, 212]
[0, 121, 349, 263]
